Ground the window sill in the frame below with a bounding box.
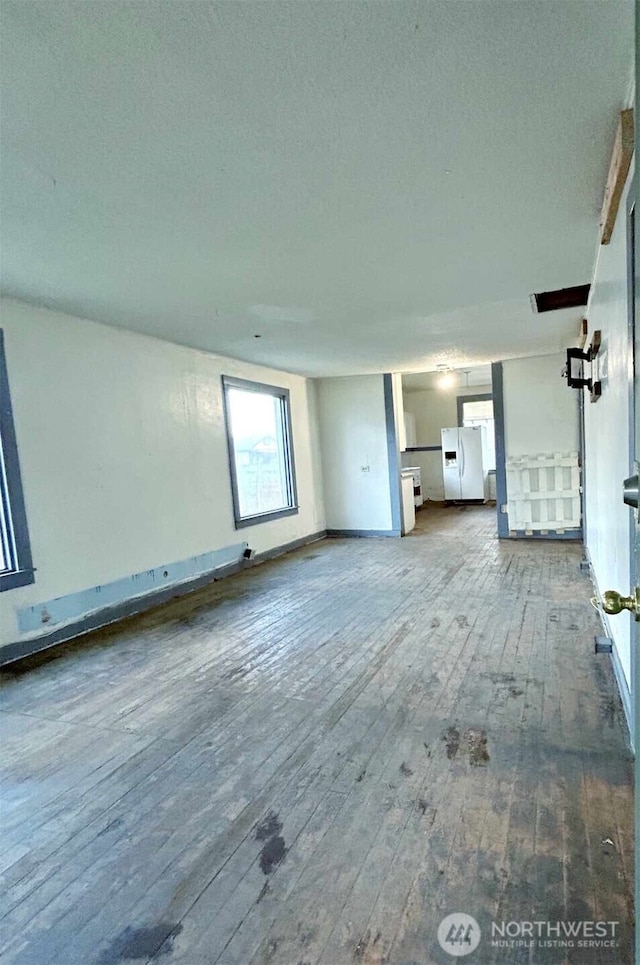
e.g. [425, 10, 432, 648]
[0, 568, 36, 592]
[234, 506, 299, 529]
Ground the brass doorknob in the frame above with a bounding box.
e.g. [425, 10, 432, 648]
[600, 589, 640, 619]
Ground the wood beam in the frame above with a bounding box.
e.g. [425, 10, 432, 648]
[600, 108, 634, 245]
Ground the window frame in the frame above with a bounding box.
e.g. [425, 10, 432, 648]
[0, 330, 35, 591]
[457, 391, 496, 472]
[456, 392, 493, 429]
[222, 375, 299, 529]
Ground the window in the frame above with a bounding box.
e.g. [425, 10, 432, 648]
[460, 397, 496, 471]
[0, 330, 34, 590]
[222, 376, 298, 528]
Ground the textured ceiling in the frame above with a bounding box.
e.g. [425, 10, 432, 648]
[403, 365, 493, 393]
[0, 1, 633, 376]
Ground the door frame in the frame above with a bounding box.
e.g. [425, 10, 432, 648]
[491, 362, 509, 538]
[631, 141, 639, 963]
[627, 176, 636, 744]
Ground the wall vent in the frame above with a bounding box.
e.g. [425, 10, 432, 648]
[530, 284, 590, 314]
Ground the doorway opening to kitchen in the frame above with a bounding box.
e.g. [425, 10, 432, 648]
[400, 365, 497, 533]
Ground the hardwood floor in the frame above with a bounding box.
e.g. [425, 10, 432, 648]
[0, 504, 634, 964]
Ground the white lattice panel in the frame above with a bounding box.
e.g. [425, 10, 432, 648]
[506, 452, 581, 533]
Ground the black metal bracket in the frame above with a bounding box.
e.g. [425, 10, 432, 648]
[565, 330, 601, 402]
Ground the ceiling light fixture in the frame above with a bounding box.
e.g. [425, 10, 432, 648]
[436, 364, 455, 390]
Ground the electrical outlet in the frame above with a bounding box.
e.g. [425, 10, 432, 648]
[361, 465, 370, 473]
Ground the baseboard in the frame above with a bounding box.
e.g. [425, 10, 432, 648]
[325, 529, 402, 538]
[583, 546, 634, 746]
[506, 528, 583, 541]
[15, 543, 248, 635]
[248, 530, 327, 565]
[610, 640, 634, 747]
[0, 530, 328, 667]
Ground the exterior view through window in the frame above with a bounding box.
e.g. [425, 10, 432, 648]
[461, 398, 496, 471]
[0, 444, 15, 573]
[222, 377, 298, 527]
[0, 329, 34, 590]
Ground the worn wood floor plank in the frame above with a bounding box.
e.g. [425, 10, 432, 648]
[0, 504, 633, 965]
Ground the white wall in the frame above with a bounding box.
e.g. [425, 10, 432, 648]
[502, 353, 579, 458]
[0, 299, 326, 650]
[584, 170, 633, 689]
[501, 352, 580, 536]
[316, 375, 394, 532]
[402, 383, 492, 500]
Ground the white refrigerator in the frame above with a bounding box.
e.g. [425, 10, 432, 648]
[441, 426, 487, 501]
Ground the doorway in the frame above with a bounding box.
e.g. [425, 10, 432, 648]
[400, 365, 495, 531]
